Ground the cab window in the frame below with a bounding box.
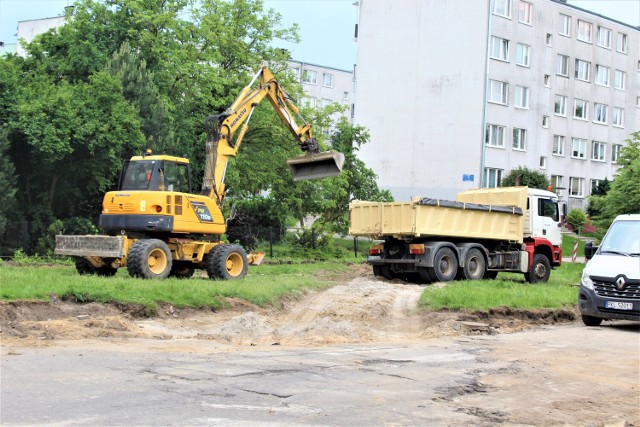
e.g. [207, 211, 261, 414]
[538, 198, 559, 221]
[163, 162, 190, 193]
[121, 160, 155, 190]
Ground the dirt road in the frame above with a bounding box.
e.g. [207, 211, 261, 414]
[1, 266, 639, 425]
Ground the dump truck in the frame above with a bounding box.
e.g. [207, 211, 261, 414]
[55, 66, 344, 280]
[349, 187, 562, 283]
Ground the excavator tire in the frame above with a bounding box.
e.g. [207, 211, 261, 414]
[75, 257, 96, 275]
[205, 244, 248, 280]
[169, 262, 195, 279]
[127, 239, 172, 279]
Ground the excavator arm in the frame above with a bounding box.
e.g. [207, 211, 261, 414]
[201, 66, 344, 206]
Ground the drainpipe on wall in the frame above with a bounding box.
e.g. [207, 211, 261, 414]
[480, 0, 493, 188]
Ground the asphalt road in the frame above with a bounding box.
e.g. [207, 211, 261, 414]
[2, 321, 639, 426]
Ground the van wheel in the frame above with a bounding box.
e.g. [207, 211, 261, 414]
[525, 254, 551, 283]
[428, 247, 458, 282]
[581, 315, 603, 327]
[128, 239, 172, 279]
[460, 248, 486, 280]
[205, 244, 248, 280]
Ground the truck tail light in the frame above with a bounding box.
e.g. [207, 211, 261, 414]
[369, 244, 383, 255]
[409, 244, 425, 255]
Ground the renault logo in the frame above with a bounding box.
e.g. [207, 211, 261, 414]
[615, 276, 626, 290]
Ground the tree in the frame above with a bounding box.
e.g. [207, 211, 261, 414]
[500, 166, 549, 189]
[593, 132, 640, 231]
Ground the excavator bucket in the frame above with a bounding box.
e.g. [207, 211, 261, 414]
[287, 151, 345, 181]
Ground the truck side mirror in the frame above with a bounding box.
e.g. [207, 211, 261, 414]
[584, 240, 597, 260]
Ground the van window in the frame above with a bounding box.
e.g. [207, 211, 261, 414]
[538, 198, 559, 221]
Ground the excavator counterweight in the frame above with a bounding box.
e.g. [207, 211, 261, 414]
[287, 150, 345, 181]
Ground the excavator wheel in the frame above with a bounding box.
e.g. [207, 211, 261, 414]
[127, 239, 172, 279]
[205, 244, 248, 280]
[75, 257, 96, 275]
[169, 262, 195, 279]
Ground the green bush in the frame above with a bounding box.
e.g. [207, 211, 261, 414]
[566, 209, 587, 234]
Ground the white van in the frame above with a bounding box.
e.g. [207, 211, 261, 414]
[578, 214, 640, 326]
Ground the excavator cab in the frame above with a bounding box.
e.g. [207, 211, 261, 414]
[119, 156, 192, 193]
[287, 151, 345, 181]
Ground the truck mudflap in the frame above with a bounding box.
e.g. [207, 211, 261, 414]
[54, 235, 126, 258]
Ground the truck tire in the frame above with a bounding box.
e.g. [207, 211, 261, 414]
[525, 253, 551, 283]
[127, 239, 172, 279]
[205, 244, 248, 280]
[169, 262, 195, 279]
[581, 314, 603, 327]
[428, 247, 458, 282]
[460, 248, 486, 280]
[373, 265, 394, 280]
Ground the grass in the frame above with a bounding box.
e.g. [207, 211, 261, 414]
[418, 262, 584, 311]
[0, 261, 349, 315]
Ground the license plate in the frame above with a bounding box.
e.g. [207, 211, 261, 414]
[605, 301, 633, 310]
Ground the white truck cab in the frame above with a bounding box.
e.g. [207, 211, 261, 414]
[578, 214, 640, 326]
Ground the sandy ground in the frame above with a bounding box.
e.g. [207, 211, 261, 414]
[0, 264, 576, 348]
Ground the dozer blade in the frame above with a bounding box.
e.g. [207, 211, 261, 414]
[287, 150, 345, 181]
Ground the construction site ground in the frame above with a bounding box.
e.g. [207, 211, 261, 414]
[1, 264, 638, 426]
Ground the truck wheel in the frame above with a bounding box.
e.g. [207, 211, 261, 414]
[483, 271, 499, 280]
[205, 244, 248, 280]
[428, 247, 458, 282]
[460, 248, 486, 280]
[581, 315, 603, 327]
[169, 263, 195, 279]
[525, 254, 551, 283]
[127, 239, 172, 279]
[75, 258, 97, 275]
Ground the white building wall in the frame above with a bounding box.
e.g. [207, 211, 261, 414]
[16, 16, 66, 56]
[355, 0, 639, 208]
[355, 0, 490, 201]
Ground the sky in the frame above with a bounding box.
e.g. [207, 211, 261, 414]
[0, 0, 638, 70]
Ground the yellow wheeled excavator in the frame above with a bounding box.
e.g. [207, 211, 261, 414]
[55, 66, 344, 280]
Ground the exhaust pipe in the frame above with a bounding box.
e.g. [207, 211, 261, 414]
[287, 151, 345, 181]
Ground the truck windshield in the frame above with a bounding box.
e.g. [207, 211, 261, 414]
[600, 220, 640, 255]
[121, 160, 156, 190]
[538, 198, 559, 222]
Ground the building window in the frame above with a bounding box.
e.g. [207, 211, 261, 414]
[574, 99, 588, 120]
[514, 86, 529, 108]
[570, 177, 585, 197]
[343, 91, 349, 100]
[577, 20, 592, 42]
[302, 69, 317, 84]
[559, 14, 571, 36]
[540, 156, 547, 169]
[488, 80, 508, 105]
[595, 65, 610, 86]
[516, 43, 530, 66]
[544, 74, 550, 87]
[591, 141, 606, 162]
[597, 26, 612, 48]
[484, 167, 503, 188]
[542, 115, 549, 128]
[571, 138, 587, 159]
[513, 128, 527, 150]
[612, 144, 622, 163]
[546, 33, 552, 46]
[614, 70, 626, 90]
[492, 0, 512, 17]
[617, 33, 628, 53]
[553, 135, 565, 156]
[575, 59, 590, 81]
[554, 95, 567, 116]
[322, 73, 333, 87]
[593, 103, 608, 124]
[551, 175, 564, 195]
[518, 1, 532, 24]
[556, 54, 569, 76]
[485, 124, 506, 147]
[612, 107, 624, 127]
[490, 36, 510, 61]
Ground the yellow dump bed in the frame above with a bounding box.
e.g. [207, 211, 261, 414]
[349, 187, 528, 243]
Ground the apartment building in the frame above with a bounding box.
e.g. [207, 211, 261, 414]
[354, 0, 639, 210]
[288, 60, 355, 135]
